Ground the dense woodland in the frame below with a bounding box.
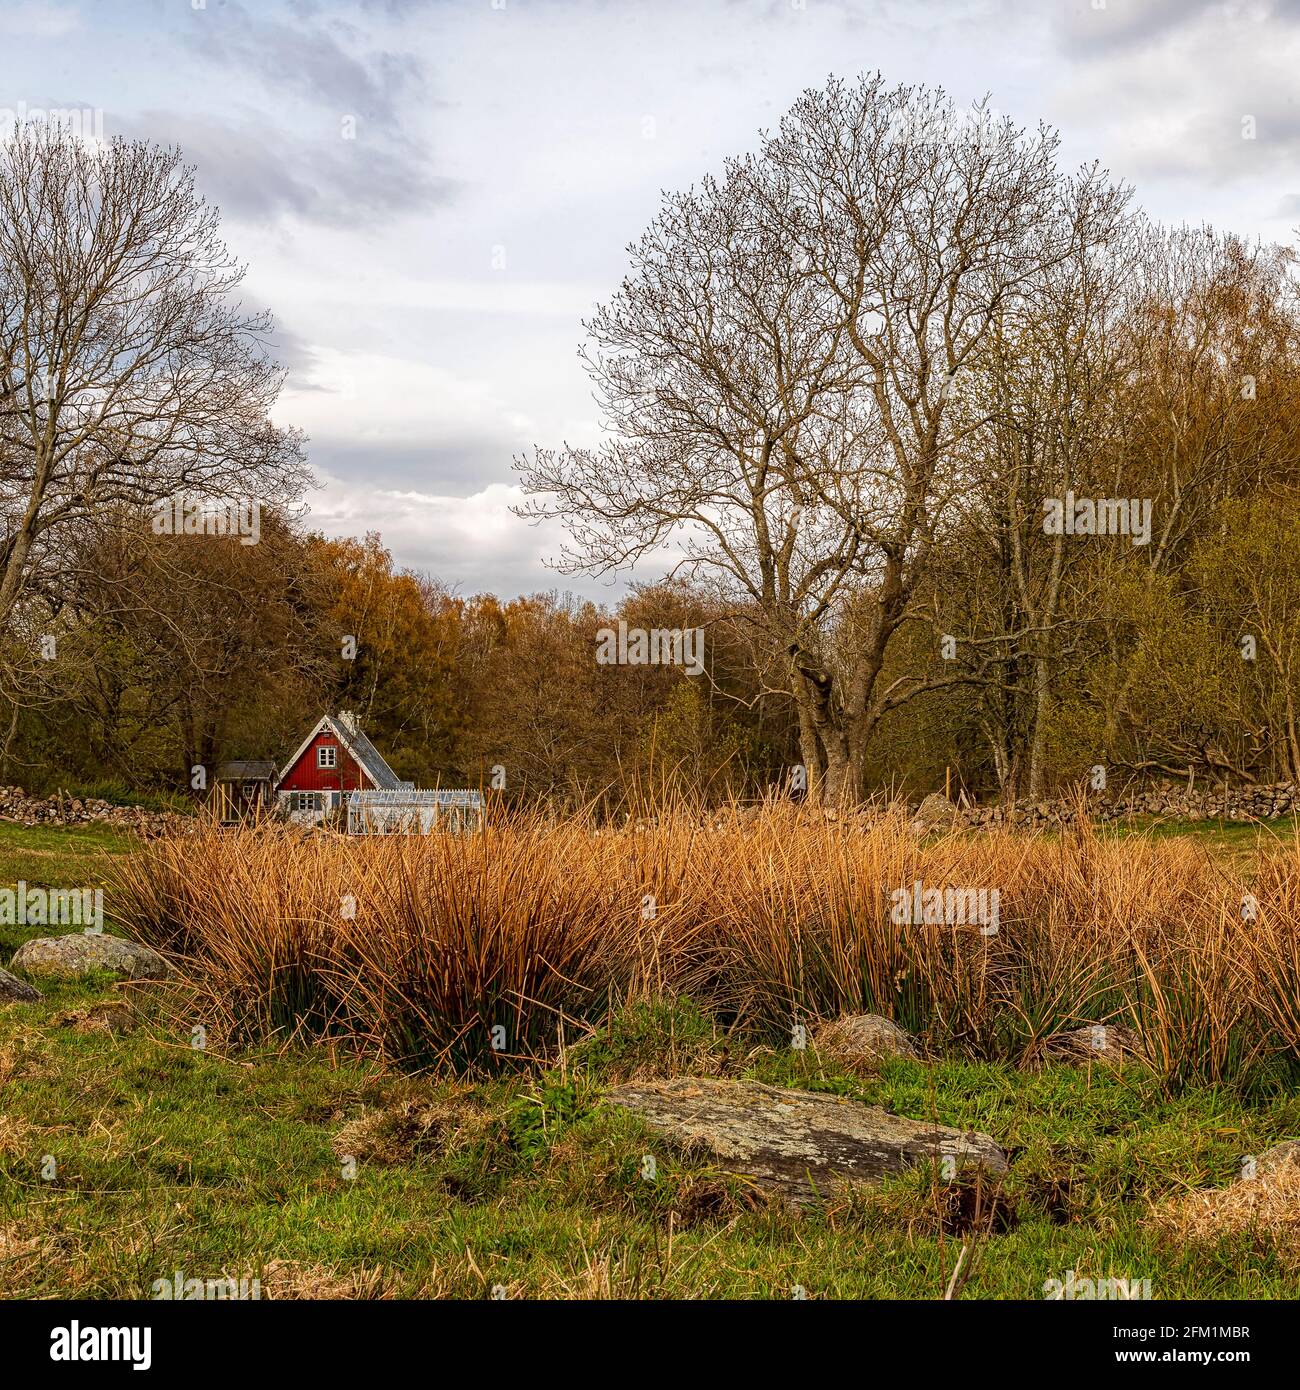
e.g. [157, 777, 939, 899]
[7, 82, 1300, 806]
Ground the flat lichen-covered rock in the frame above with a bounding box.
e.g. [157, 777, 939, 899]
[603, 1076, 1006, 1202]
[9, 933, 172, 981]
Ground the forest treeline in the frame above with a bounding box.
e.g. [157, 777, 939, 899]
[9, 525, 802, 803]
[15, 485, 1300, 808]
[7, 84, 1300, 806]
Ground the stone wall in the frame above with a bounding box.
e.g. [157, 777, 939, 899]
[0, 786, 186, 836]
[928, 781, 1300, 830]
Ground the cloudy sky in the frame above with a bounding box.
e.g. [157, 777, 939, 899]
[4, 0, 1299, 598]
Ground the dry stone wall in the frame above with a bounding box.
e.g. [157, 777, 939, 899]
[0, 786, 185, 836]
[922, 782, 1300, 830]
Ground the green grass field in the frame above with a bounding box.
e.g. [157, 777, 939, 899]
[1101, 813, 1300, 869]
[2, 822, 1298, 1299]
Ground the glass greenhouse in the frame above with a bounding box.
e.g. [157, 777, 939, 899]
[346, 788, 484, 835]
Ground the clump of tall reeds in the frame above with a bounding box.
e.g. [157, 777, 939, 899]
[686, 807, 1260, 1082]
[111, 800, 1294, 1086]
[112, 811, 713, 1069]
[1238, 826, 1300, 1072]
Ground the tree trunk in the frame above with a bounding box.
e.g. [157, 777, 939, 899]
[1027, 652, 1052, 800]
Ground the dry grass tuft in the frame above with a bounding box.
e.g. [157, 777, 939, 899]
[258, 1258, 399, 1299]
[0, 1113, 35, 1157]
[0, 1222, 51, 1293]
[330, 1091, 494, 1166]
[0, 1034, 52, 1086]
[1150, 1162, 1300, 1263]
[55, 1003, 138, 1036]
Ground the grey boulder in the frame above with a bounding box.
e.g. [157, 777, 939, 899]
[1254, 1140, 1300, 1178]
[1042, 1022, 1147, 1067]
[0, 965, 42, 1003]
[9, 932, 172, 981]
[814, 1013, 919, 1064]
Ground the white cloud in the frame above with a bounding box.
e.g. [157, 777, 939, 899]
[276, 348, 534, 452]
[305, 475, 609, 597]
[262, 271, 604, 321]
[0, 1, 80, 38]
[1046, 0, 1300, 194]
[24, 0, 1300, 596]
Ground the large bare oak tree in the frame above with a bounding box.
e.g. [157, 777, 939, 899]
[519, 74, 1124, 802]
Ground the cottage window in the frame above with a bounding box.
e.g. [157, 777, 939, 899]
[291, 792, 322, 814]
[318, 745, 337, 769]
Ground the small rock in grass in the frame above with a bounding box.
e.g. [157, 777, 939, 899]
[0, 966, 42, 1004]
[1253, 1140, 1300, 1178]
[814, 1013, 919, 1064]
[1042, 1023, 1147, 1067]
[9, 933, 172, 981]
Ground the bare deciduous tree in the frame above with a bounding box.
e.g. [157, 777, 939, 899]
[0, 126, 307, 661]
[519, 74, 1122, 801]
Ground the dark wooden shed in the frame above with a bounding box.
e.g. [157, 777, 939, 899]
[212, 760, 278, 823]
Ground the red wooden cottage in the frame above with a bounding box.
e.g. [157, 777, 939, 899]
[275, 710, 410, 822]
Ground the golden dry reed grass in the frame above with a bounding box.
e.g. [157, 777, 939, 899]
[110, 803, 1300, 1085]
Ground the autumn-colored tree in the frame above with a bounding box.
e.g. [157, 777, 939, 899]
[310, 533, 466, 786]
[19, 508, 327, 789]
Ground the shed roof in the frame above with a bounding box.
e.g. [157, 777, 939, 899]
[348, 789, 482, 805]
[217, 760, 278, 781]
[337, 723, 408, 791]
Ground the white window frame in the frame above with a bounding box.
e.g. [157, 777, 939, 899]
[317, 744, 337, 770]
